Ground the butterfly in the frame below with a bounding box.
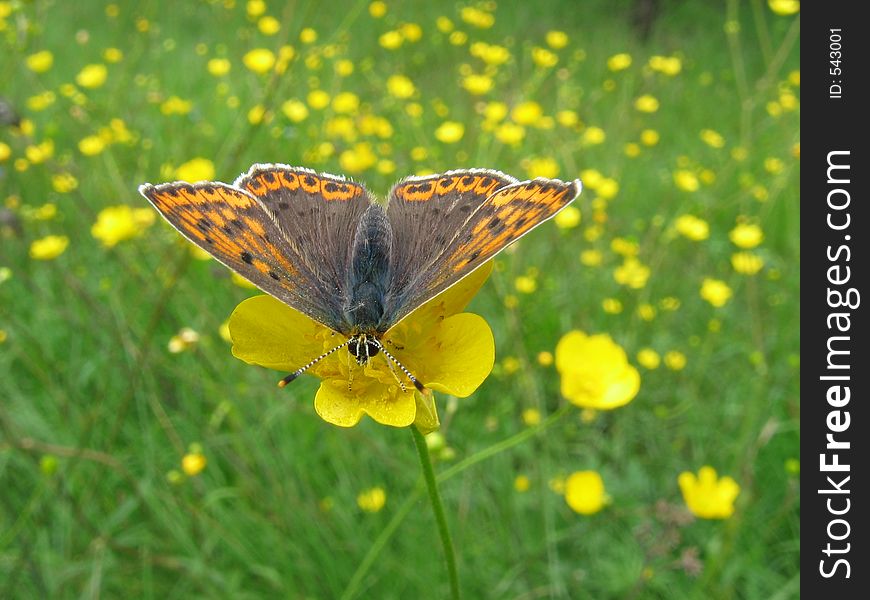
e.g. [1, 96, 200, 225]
[139, 165, 581, 391]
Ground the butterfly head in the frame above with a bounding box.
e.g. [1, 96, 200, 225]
[347, 333, 381, 365]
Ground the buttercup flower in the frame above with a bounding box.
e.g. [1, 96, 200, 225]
[674, 214, 710, 241]
[729, 222, 764, 248]
[91, 205, 156, 247]
[181, 450, 207, 476]
[229, 263, 496, 429]
[175, 157, 215, 182]
[357, 487, 387, 512]
[76, 64, 108, 88]
[678, 466, 740, 519]
[30, 235, 69, 260]
[700, 278, 732, 307]
[556, 331, 640, 410]
[564, 470, 608, 514]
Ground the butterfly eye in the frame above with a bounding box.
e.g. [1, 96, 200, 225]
[348, 336, 380, 364]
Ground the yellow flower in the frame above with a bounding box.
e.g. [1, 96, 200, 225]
[181, 451, 207, 476]
[258, 15, 280, 35]
[596, 178, 619, 200]
[207, 57, 231, 76]
[52, 173, 79, 193]
[331, 91, 360, 114]
[243, 48, 276, 74]
[357, 487, 386, 512]
[91, 205, 155, 248]
[564, 470, 607, 514]
[379, 30, 403, 49]
[462, 74, 493, 95]
[768, 0, 799, 16]
[175, 157, 216, 182]
[673, 169, 699, 192]
[546, 30, 569, 49]
[525, 157, 558, 179]
[307, 89, 330, 109]
[25, 140, 54, 164]
[700, 129, 725, 148]
[387, 74, 416, 99]
[514, 275, 537, 294]
[470, 42, 510, 65]
[700, 278, 732, 307]
[400, 22, 422, 42]
[26, 50, 54, 73]
[634, 94, 659, 113]
[532, 47, 558, 68]
[731, 251, 764, 275]
[579, 249, 602, 266]
[339, 143, 377, 173]
[168, 327, 200, 353]
[229, 262, 495, 429]
[663, 350, 686, 370]
[76, 64, 108, 88]
[494, 122, 525, 145]
[103, 47, 124, 63]
[78, 135, 106, 156]
[636, 348, 660, 369]
[30, 235, 69, 260]
[640, 129, 659, 146]
[281, 99, 309, 122]
[160, 96, 192, 115]
[335, 59, 354, 76]
[0, 141, 11, 162]
[511, 101, 543, 125]
[729, 222, 763, 248]
[556, 110, 579, 128]
[678, 466, 740, 519]
[435, 121, 464, 143]
[582, 126, 605, 145]
[514, 475, 531, 492]
[607, 53, 632, 71]
[368, 1, 387, 17]
[299, 27, 317, 44]
[556, 331, 640, 410]
[246, 0, 266, 17]
[648, 55, 682, 75]
[460, 6, 494, 29]
[522, 408, 541, 426]
[613, 258, 649, 289]
[674, 214, 710, 241]
[554, 206, 581, 230]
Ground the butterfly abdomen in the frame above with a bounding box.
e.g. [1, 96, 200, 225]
[344, 204, 393, 332]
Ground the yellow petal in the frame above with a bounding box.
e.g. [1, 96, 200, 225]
[315, 378, 416, 427]
[419, 313, 495, 396]
[229, 295, 330, 371]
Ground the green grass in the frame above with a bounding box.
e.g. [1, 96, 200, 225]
[1, 0, 799, 598]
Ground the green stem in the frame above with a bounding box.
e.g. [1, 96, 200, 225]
[412, 426, 460, 600]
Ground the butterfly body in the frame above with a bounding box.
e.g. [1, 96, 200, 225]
[140, 164, 581, 383]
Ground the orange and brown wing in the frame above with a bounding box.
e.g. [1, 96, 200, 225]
[139, 180, 348, 330]
[383, 174, 582, 329]
[233, 164, 372, 295]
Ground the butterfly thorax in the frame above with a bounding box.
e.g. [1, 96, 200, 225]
[343, 204, 393, 334]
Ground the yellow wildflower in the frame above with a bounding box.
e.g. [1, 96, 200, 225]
[181, 451, 207, 476]
[400, 22, 422, 42]
[640, 129, 659, 146]
[51, 173, 79, 193]
[460, 6, 494, 29]
[387, 74, 416, 99]
[674, 215, 710, 241]
[554, 206, 581, 230]
[0, 141, 10, 162]
[357, 487, 387, 512]
[258, 16, 280, 35]
[522, 408, 541, 426]
[246, 0, 266, 17]
[511, 101, 543, 125]
[700, 129, 725, 148]
[582, 126, 605, 145]
[281, 99, 309, 122]
[663, 350, 686, 370]
[207, 58, 231, 76]
[768, 0, 800, 16]
[564, 470, 608, 514]
[673, 169, 699, 192]
[379, 30, 403, 49]
[307, 89, 330, 109]
[78, 135, 106, 156]
[91, 205, 156, 248]
[26, 50, 54, 73]
[532, 47, 558, 68]
[514, 475, 531, 492]
[613, 258, 650, 289]
[546, 30, 569, 49]
[332, 92, 360, 114]
[729, 222, 763, 248]
[30, 235, 69, 260]
[514, 276, 537, 294]
[435, 121, 464, 143]
[495, 122, 524, 145]
[103, 47, 124, 63]
[243, 48, 276, 74]
[369, 1, 387, 18]
[700, 278, 732, 307]
[636, 348, 660, 369]
[175, 157, 216, 182]
[556, 331, 640, 410]
[526, 157, 559, 179]
[160, 96, 192, 115]
[731, 252, 764, 275]
[229, 263, 495, 429]
[648, 55, 682, 75]
[607, 53, 632, 71]
[678, 466, 740, 519]
[462, 74, 493, 95]
[76, 64, 108, 88]
[634, 94, 659, 113]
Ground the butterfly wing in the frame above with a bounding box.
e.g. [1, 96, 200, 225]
[382, 170, 582, 330]
[139, 166, 370, 333]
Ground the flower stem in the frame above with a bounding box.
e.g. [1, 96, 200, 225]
[411, 425, 460, 600]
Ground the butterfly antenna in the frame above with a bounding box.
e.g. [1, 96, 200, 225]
[278, 339, 351, 388]
[373, 339, 425, 392]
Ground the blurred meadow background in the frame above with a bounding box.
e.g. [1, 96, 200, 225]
[1, 0, 800, 598]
